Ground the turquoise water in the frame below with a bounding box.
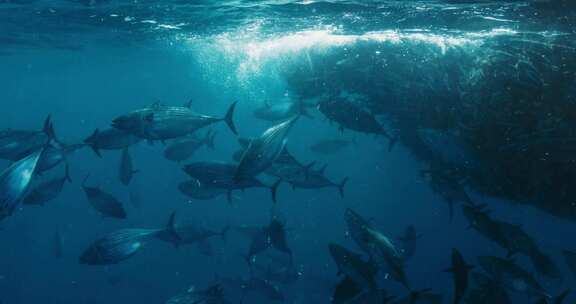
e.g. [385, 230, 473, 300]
[1, 1, 576, 303]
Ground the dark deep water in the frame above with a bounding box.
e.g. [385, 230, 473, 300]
[1, 1, 576, 303]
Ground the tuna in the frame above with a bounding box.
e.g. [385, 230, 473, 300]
[253, 99, 312, 122]
[397, 225, 421, 259]
[178, 179, 227, 200]
[0, 147, 45, 220]
[83, 128, 142, 157]
[155, 212, 228, 251]
[23, 164, 71, 206]
[444, 249, 473, 304]
[0, 116, 54, 161]
[318, 97, 395, 149]
[423, 169, 473, 221]
[235, 116, 298, 180]
[79, 228, 160, 265]
[35, 143, 86, 175]
[267, 219, 292, 259]
[329, 243, 378, 304]
[166, 285, 232, 304]
[288, 164, 348, 197]
[310, 138, 354, 155]
[466, 272, 511, 304]
[345, 208, 409, 290]
[183, 161, 281, 204]
[477, 256, 549, 298]
[163, 130, 216, 162]
[112, 101, 237, 141]
[82, 175, 127, 219]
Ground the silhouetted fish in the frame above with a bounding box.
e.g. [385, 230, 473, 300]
[235, 116, 298, 180]
[178, 179, 226, 200]
[289, 164, 348, 197]
[79, 228, 160, 265]
[267, 219, 292, 259]
[112, 101, 237, 141]
[83, 128, 141, 157]
[35, 143, 85, 175]
[183, 161, 281, 204]
[23, 164, 71, 206]
[118, 148, 138, 186]
[397, 225, 421, 259]
[345, 209, 409, 290]
[155, 212, 228, 249]
[164, 130, 215, 162]
[309, 138, 354, 155]
[466, 272, 511, 304]
[0, 147, 45, 220]
[329, 243, 378, 303]
[82, 176, 127, 219]
[0, 115, 53, 161]
[477, 256, 548, 298]
[318, 97, 395, 149]
[166, 285, 232, 304]
[253, 99, 312, 122]
[392, 290, 444, 304]
[444, 249, 473, 304]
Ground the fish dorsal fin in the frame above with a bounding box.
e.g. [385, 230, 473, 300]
[317, 164, 328, 175]
[166, 212, 181, 242]
[184, 99, 193, 109]
[151, 101, 162, 109]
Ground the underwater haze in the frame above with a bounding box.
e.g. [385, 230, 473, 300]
[1, 0, 576, 303]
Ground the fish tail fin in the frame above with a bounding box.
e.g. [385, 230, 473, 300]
[388, 134, 399, 152]
[64, 163, 72, 183]
[84, 129, 102, 157]
[205, 130, 216, 150]
[553, 289, 570, 304]
[337, 177, 349, 198]
[42, 114, 60, 145]
[223, 101, 238, 135]
[220, 224, 230, 241]
[166, 211, 181, 243]
[184, 98, 193, 109]
[270, 179, 282, 204]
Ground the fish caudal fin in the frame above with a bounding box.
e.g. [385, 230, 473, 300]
[85, 129, 102, 157]
[205, 130, 217, 150]
[166, 211, 181, 243]
[64, 163, 72, 183]
[270, 179, 282, 204]
[223, 101, 238, 135]
[220, 224, 230, 241]
[337, 177, 349, 198]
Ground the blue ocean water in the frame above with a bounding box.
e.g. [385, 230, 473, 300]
[1, 1, 575, 303]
